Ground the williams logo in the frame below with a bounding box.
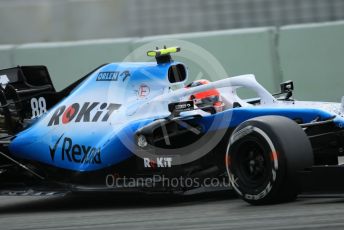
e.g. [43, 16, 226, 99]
[96, 70, 130, 82]
[48, 102, 120, 126]
[49, 134, 102, 164]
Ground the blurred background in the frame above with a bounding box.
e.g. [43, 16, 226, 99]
[0, 0, 343, 101]
[0, 0, 343, 44]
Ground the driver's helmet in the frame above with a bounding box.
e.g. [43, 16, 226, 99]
[185, 79, 224, 114]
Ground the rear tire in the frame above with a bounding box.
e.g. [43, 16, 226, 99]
[226, 116, 313, 205]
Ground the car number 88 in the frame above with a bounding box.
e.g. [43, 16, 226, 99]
[31, 97, 47, 118]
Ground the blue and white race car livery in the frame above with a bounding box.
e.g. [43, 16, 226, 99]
[0, 46, 344, 205]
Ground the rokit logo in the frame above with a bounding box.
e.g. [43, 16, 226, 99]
[49, 134, 101, 164]
[48, 102, 120, 126]
[143, 157, 172, 168]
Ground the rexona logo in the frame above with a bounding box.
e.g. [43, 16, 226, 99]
[49, 134, 101, 164]
[96, 70, 130, 82]
[143, 157, 172, 168]
[48, 102, 120, 126]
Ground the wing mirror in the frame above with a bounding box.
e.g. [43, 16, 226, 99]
[274, 80, 294, 101]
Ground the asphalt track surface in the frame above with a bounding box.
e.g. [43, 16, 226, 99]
[1, 192, 344, 230]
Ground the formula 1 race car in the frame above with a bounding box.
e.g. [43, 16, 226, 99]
[0, 46, 344, 205]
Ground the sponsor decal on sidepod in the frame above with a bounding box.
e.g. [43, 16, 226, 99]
[49, 134, 102, 164]
[48, 102, 120, 126]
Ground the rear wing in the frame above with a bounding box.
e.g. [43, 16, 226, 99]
[0, 66, 55, 92]
[0, 66, 57, 134]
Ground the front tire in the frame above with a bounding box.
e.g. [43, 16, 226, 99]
[226, 116, 313, 205]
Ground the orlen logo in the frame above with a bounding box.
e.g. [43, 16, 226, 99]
[96, 70, 130, 82]
[49, 134, 101, 164]
[48, 102, 120, 126]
